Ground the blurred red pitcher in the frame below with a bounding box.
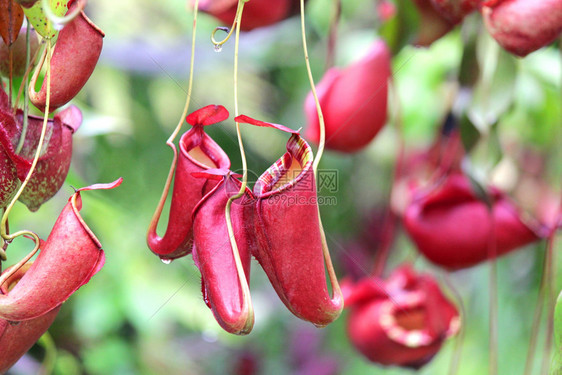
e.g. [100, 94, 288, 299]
[346, 264, 460, 368]
[197, 0, 303, 31]
[481, 0, 562, 57]
[403, 173, 542, 269]
[304, 40, 391, 153]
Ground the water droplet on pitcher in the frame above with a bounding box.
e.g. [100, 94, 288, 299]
[161, 258, 172, 265]
[214, 44, 223, 53]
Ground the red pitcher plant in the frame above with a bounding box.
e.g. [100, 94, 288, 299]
[304, 39, 391, 153]
[409, 0, 456, 46]
[481, 0, 562, 57]
[403, 173, 544, 269]
[191, 168, 255, 334]
[16, 105, 81, 211]
[0, 0, 115, 371]
[345, 264, 460, 368]
[147, 104, 231, 261]
[429, 0, 481, 24]
[0, 125, 19, 209]
[0, 179, 121, 372]
[148, 107, 343, 333]
[0, 264, 61, 374]
[0, 179, 122, 321]
[148, 105, 253, 334]
[28, 0, 104, 112]
[236, 114, 343, 327]
[0, 85, 82, 211]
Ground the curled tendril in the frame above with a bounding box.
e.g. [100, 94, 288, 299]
[210, 0, 246, 47]
[211, 26, 233, 47]
[41, 0, 86, 29]
[0, 231, 40, 289]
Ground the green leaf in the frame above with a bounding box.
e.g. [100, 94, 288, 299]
[467, 31, 517, 133]
[487, 122, 503, 168]
[459, 112, 480, 153]
[379, 0, 418, 55]
[22, 0, 68, 40]
[458, 28, 478, 87]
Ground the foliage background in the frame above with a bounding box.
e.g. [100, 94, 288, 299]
[5, 0, 562, 374]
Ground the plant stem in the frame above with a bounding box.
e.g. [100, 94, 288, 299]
[300, 0, 326, 173]
[223, 0, 254, 334]
[541, 36, 562, 374]
[540, 229, 558, 374]
[325, 0, 341, 71]
[168, 0, 199, 143]
[231, 0, 249, 197]
[488, 214, 498, 375]
[8, 47, 13, 108]
[14, 39, 44, 114]
[147, 0, 199, 240]
[300, 0, 342, 313]
[16, 23, 33, 154]
[210, 0, 247, 48]
[0, 41, 53, 288]
[0, 209, 5, 263]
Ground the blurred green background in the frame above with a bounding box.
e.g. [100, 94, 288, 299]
[4, 0, 562, 374]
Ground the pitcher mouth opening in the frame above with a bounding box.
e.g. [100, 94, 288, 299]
[395, 306, 427, 331]
[379, 292, 460, 348]
[0, 264, 33, 294]
[254, 134, 314, 197]
[180, 128, 230, 170]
